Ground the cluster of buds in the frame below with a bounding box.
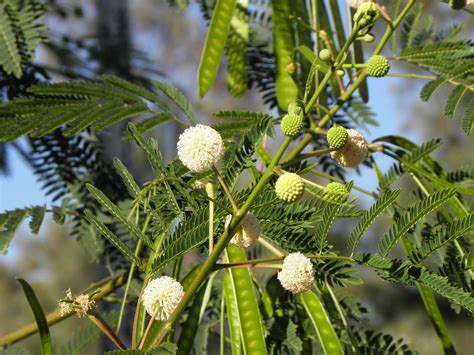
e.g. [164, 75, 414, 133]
[59, 289, 96, 318]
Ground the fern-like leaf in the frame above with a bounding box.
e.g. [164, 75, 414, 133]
[378, 188, 457, 257]
[348, 190, 400, 256]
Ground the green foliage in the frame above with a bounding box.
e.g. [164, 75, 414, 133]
[16, 278, 52, 355]
[0, 205, 54, 255]
[378, 188, 458, 257]
[348, 190, 400, 256]
[397, 5, 474, 135]
[0, 0, 45, 78]
[412, 214, 474, 263]
[0, 76, 192, 141]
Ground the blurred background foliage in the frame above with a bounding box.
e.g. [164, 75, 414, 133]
[0, 0, 473, 353]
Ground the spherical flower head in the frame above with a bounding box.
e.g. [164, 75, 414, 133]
[177, 124, 224, 173]
[142, 276, 184, 321]
[367, 55, 390, 78]
[449, 0, 466, 9]
[330, 129, 368, 168]
[275, 173, 305, 203]
[281, 113, 303, 137]
[277, 252, 314, 294]
[327, 126, 349, 150]
[225, 213, 261, 248]
[324, 182, 350, 203]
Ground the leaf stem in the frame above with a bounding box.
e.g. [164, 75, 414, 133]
[88, 311, 127, 350]
[213, 165, 239, 212]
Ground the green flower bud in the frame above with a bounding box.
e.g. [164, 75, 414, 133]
[288, 101, 304, 116]
[448, 0, 466, 9]
[323, 182, 350, 203]
[275, 173, 305, 203]
[362, 33, 375, 42]
[367, 55, 390, 77]
[286, 62, 297, 75]
[281, 113, 304, 137]
[319, 49, 331, 61]
[336, 69, 345, 77]
[327, 126, 349, 150]
[353, 2, 380, 35]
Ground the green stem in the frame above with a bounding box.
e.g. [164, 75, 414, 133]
[150, 136, 293, 346]
[213, 165, 239, 212]
[386, 73, 466, 88]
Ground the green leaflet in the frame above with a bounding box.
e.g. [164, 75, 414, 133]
[121, 114, 174, 142]
[299, 291, 343, 355]
[112, 158, 141, 198]
[152, 81, 195, 124]
[461, 97, 474, 136]
[378, 188, 458, 257]
[1, 206, 48, 255]
[444, 85, 468, 119]
[16, 278, 52, 355]
[84, 210, 144, 270]
[412, 214, 474, 263]
[198, 0, 237, 97]
[347, 190, 400, 256]
[225, 245, 267, 355]
[272, 0, 299, 110]
[86, 184, 154, 249]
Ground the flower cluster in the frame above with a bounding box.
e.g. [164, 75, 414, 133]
[367, 55, 390, 78]
[142, 276, 185, 321]
[330, 129, 368, 168]
[177, 124, 224, 173]
[278, 253, 314, 294]
[59, 289, 95, 318]
[225, 213, 261, 248]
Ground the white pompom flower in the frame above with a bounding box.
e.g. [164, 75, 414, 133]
[177, 124, 224, 173]
[142, 276, 185, 321]
[330, 129, 368, 168]
[225, 213, 261, 248]
[277, 252, 314, 294]
[347, 0, 370, 8]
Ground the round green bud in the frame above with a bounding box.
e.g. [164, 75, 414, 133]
[319, 49, 331, 61]
[448, 0, 466, 10]
[275, 173, 305, 203]
[288, 101, 304, 116]
[336, 69, 345, 77]
[353, 2, 380, 35]
[367, 55, 390, 77]
[323, 182, 350, 203]
[327, 126, 349, 150]
[362, 33, 375, 43]
[281, 113, 303, 137]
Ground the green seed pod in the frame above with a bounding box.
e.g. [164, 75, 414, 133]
[448, 0, 466, 9]
[327, 126, 349, 150]
[323, 182, 350, 203]
[288, 101, 305, 116]
[367, 55, 390, 77]
[275, 173, 305, 203]
[319, 49, 331, 61]
[281, 113, 303, 137]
